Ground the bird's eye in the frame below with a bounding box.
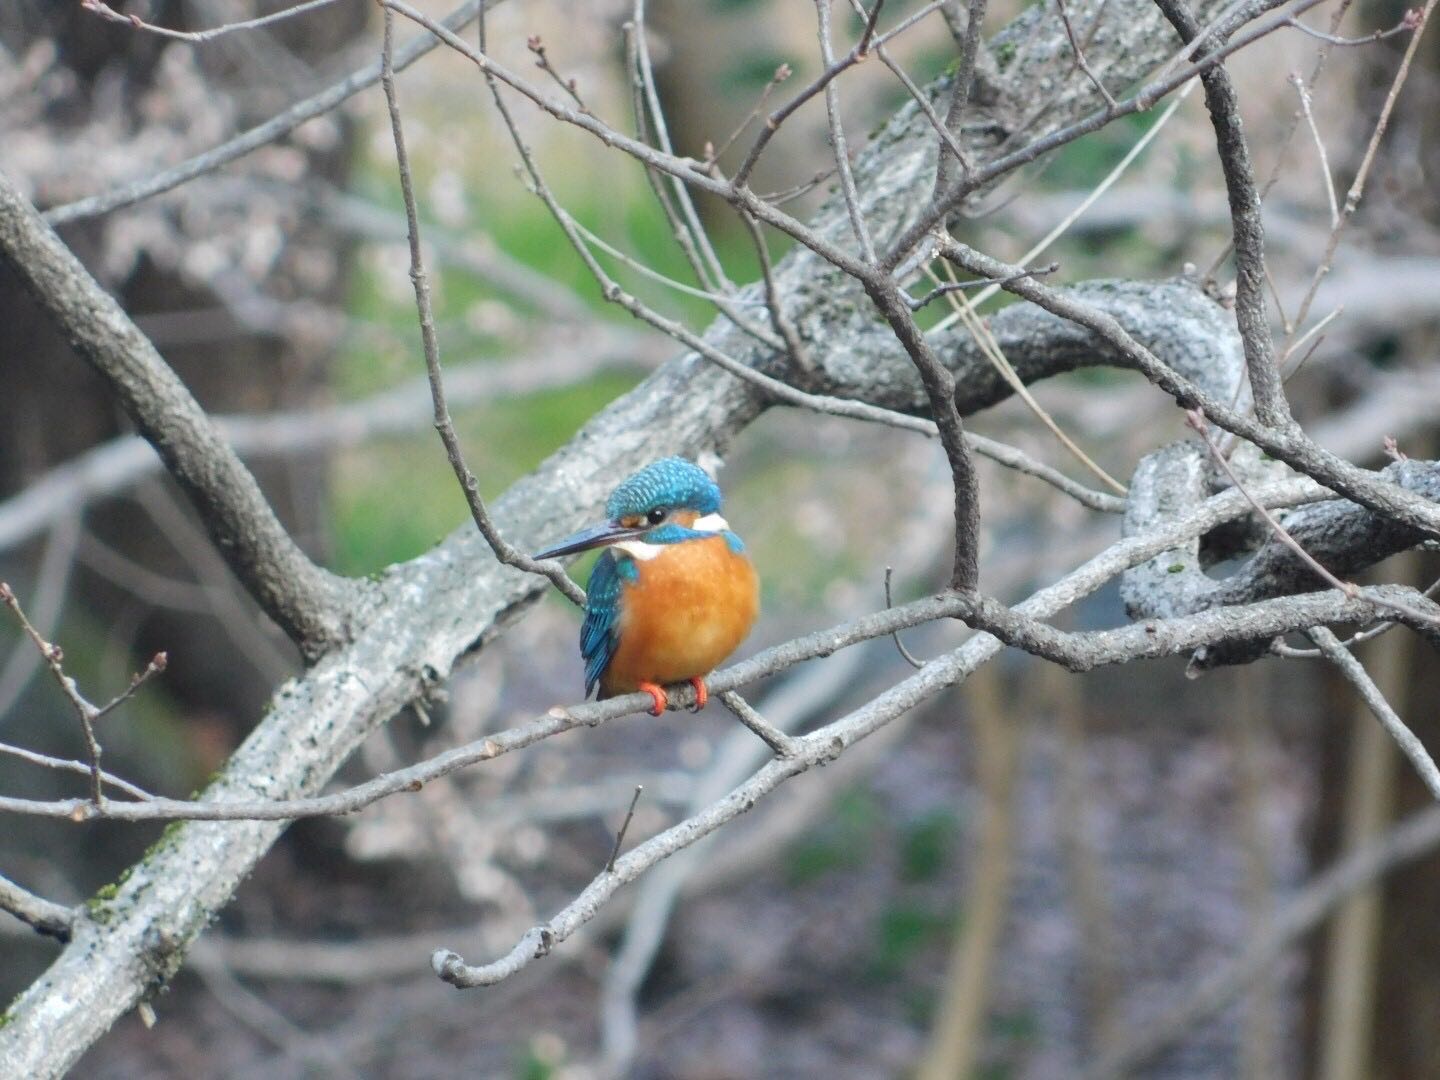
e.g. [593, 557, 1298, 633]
[646, 507, 668, 525]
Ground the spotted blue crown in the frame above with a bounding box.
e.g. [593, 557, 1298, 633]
[606, 457, 721, 518]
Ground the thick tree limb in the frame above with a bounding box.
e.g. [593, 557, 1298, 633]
[0, 169, 354, 656]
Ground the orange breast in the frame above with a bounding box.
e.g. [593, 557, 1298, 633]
[599, 536, 760, 698]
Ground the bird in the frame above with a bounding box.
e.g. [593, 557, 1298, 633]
[533, 457, 759, 716]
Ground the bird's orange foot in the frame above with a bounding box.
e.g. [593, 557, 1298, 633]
[687, 677, 709, 712]
[637, 681, 668, 716]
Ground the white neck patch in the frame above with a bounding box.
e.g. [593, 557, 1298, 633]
[612, 514, 729, 562]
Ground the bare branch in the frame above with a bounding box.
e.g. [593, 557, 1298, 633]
[0, 873, 73, 941]
[934, 236, 1440, 538]
[0, 169, 354, 655]
[739, 211, 813, 371]
[1155, 0, 1290, 428]
[885, 566, 927, 668]
[1289, 71, 1339, 227]
[1056, 0, 1118, 109]
[79, 0, 345, 44]
[0, 739, 156, 802]
[885, 0, 1328, 272]
[606, 786, 645, 873]
[1311, 627, 1440, 801]
[933, 0, 987, 200]
[717, 691, 801, 757]
[1281, 0, 1437, 347]
[732, 0, 951, 186]
[379, 9, 586, 608]
[1284, 7, 1423, 46]
[815, 0, 878, 264]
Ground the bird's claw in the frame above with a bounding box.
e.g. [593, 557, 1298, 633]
[638, 681, 668, 716]
[687, 677, 709, 712]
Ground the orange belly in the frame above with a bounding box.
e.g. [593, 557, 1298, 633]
[599, 536, 759, 698]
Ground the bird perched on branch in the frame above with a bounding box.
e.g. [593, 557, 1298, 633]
[534, 457, 759, 715]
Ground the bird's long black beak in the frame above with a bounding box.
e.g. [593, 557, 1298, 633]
[533, 520, 647, 560]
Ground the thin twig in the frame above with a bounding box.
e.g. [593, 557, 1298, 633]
[79, 0, 344, 44]
[933, 80, 1194, 324]
[629, 0, 736, 294]
[1284, 8, 1422, 46]
[0, 740, 156, 802]
[929, 258, 1128, 495]
[606, 786, 645, 873]
[621, 5, 780, 351]
[885, 567, 926, 668]
[525, 35, 588, 113]
[815, 0, 878, 264]
[1, 583, 104, 805]
[1281, 305, 1341, 372]
[95, 653, 168, 720]
[731, 0, 951, 185]
[1056, 0, 1118, 108]
[565, 216, 771, 311]
[378, 7, 585, 608]
[1289, 71, 1338, 227]
[706, 64, 793, 166]
[1281, 0, 1436, 351]
[739, 211, 812, 370]
[907, 264, 1057, 310]
[1274, 575, 1440, 657]
[1310, 626, 1440, 801]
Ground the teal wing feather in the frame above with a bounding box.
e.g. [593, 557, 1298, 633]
[581, 549, 630, 697]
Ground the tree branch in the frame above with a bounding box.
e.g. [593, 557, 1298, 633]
[0, 873, 73, 942]
[0, 169, 354, 656]
[1154, 0, 1290, 427]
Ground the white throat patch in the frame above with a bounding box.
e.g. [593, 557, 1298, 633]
[613, 513, 729, 562]
[614, 539, 662, 561]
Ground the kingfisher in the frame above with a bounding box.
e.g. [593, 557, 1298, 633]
[534, 457, 759, 715]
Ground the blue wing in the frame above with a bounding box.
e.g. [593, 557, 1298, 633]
[580, 549, 632, 697]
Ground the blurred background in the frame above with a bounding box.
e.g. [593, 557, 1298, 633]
[2, 0, 1439, 1075]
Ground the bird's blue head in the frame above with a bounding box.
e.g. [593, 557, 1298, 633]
[605, 457, 721, 521]
[533, 458, 726, 560]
